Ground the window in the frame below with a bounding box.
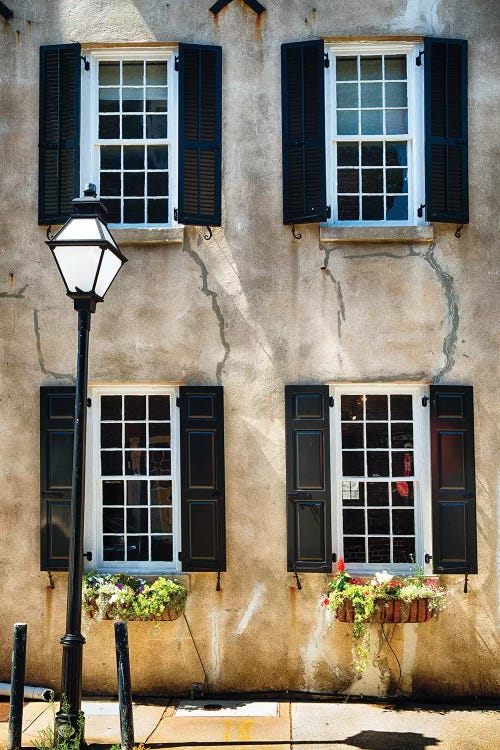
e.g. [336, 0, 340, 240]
[285, 384, 477, 577]
[38, 43, 222, 229]
[81, 50, 177, 227]
[325, 43, 424, 226]
[40, 385, 226, 574]
[87, 386, 180, 572]
[281, 38, 468, 228]
[331, 384, 430, 573]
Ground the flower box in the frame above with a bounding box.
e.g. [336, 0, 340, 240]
[336, 598, 433, 624]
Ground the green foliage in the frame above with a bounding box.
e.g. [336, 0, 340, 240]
[32, 698, 83, 750]
[322, 564, 448, 674]
[82, 571, 187, 621]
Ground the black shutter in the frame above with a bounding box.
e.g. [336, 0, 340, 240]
[286, 385, 332, 572]
[178, 44, 222, 227]
[424, 37, 468, 223]
[40, 386, 75, 571]
[430, 385, 477, 574]
[179, 386, 226, 571]
[281, 40, 327, 226]
[38, 44, 81, 226]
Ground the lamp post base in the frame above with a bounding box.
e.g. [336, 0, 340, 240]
[55, 633, 86, 746]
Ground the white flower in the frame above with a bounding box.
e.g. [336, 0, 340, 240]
[370, 571, 394, 586]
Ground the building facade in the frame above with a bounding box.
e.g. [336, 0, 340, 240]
[0, 0, 499, 697]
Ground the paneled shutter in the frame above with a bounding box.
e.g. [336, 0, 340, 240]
[178, 44, 222, 227]
[281, 40, 327, 226]
[38, 44, 81, 226]
[286, 385, 332, 572]
[40, 385, 75, 571]
[430, 385, 477, 574]
[179, 386, 226, 571]
[424, 38, 468, 223]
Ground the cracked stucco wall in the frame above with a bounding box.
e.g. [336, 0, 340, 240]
[0, 0, 499, 697]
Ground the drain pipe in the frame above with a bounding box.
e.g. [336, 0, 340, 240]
[0, 684, 54, 701]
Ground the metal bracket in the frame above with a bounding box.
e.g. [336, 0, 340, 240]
[416, 50, 424, 66]
[87, 397, 92, 408]
[210, 0, 266, 15]
[424, 553, 432, 564]
[324, 52, 330, 69]
[174, 56, 179, 72]
[81, 55, 90, 71]
[464, 573, 469, 593]
[421, 396, 429, 407]
[176, 396, 181, 407]
[417, 203, 425, 218]
[203, 226, 213, 241]
[216, 571, 221, 591]
[47, 571, 55, 589]
[329, 396, 334, 407]
[46, 225, 54, 241]
[455, 223, 464, 239]
[291, 224, 302, 240]
[293, 568, 302, 591]
[83, 551, 93, 562]
[174, 208, 178, 222]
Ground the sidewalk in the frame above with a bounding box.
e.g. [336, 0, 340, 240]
[0, 697, 498, 750]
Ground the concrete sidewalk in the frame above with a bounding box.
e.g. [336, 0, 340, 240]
[0, 697, 498, 750]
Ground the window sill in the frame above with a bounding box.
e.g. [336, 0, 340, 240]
[110, 226, 185, 246]
[320, 225, 434, 244]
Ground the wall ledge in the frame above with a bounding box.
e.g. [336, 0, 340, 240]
[320, 225, 434, 244]
[111, 227, 185, 246]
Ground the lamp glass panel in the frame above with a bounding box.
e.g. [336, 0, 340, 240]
[55, 218, 104, 242]
[52, 245, 103, 293]
[94, 249, 123, 298]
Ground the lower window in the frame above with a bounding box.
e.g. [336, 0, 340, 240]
[86, 385, 180, 573]
[332, 384, 430, 572]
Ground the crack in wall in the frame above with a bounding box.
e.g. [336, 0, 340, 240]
[0, 284, 28, 299]
[321, 246, 346, 339]
[183, 235, 230, 385]
[33, 309, 74, 381]
[341, 242, 459, 381]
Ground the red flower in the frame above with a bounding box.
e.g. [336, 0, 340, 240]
[337, 558, 345, 572]
[321, 598, 330, 607]
[350, 578, 363, 585]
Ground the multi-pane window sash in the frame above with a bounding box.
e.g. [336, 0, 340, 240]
[325, 42, 425, 226]
[88, 386, 181, 573]
[331, 385, 431, 572]
[81, 49, 178, 227]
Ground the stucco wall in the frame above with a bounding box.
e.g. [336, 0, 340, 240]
[0, 0, 499, 697]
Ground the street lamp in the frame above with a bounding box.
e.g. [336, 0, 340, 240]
[46, 184, 127, 743]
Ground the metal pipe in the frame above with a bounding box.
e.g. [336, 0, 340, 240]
[0, 684, 54, 701]
[7, 624, 27, 750]
[114, 622, 134, 750]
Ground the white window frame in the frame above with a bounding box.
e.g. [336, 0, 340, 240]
[330, 383, 432, 576]
[84, 384, 181, 574]
[80, 47, 179, 229]
[325, 41, 426, 227]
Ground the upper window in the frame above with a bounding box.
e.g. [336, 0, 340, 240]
[81, 50, 177, 227]
[325, 43, 424, 226]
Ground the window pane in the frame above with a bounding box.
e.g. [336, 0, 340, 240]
[361, 143, 383, 166]
[391, 423, 413, 449]
[386, 109, 408, 134]
[123, 62, 143, 85]
[151, 535, 173, 561]
[336, 57, 357, 81]
[385, 82, 407, 108]
[149, 422, 171, 448]
[386, 196, 408, 221]
[361, 82, 382, 107]
[391, 481, 414, 506]
[122, 115, 143, 138]
[342, 451, 364, 476]
[150, 450, 171, 476]
[146, 62, 167, 85]
[147, 146, 168, 169]
[146, 88, 168, 112]
[151, 507, 172, 533]
[103, 507, 123, 533]
[386, 168, 407, 193]
[392, 509, 415, 535]
[99, 88, 119, 112]
[125, 395, 146, 420]
[368, 537, 390, 563]
[127, 537, 148, 561]
[390, 394, 413, 420]
[366, 394, 388, 420]
[341, 394, 364, 421]
[124, 199, 144, 223]
[103, 480, 124, 505]
[337, 169, 359, 193]
[361, 110, 383, 134]
[125, 422, 146, 449]
[366, 423, 389, 448]
[337, 110, 358, 135]
[341, 423, 364, 449]
[337, 143, 359, 166]
[101, 146, 121, 170]
[338, 196, 359, 221]
[125, 450, 146, 475]
[99, 62, 120, 85]
[127, 508, 148, 533]
[101, 423, 122, 449]
[344, 537, 366, 563]
[362, 169, 383, 193]
[362, 195, 384, 219]
[367, 451, 389, 477]
[392, 451, 413, 477]
[99, 116, 119, 139]
[100, 172, 121, 196]
[385, 142, 407, 166]
[103, 536, 124, 560]
[122, 88, 143, 112]
[337, 83, 358, 108]
[124, 146, 145, 169]
[385, 56, 406, 80]
[126, 480, 148, 505]
[147, 172, 168, 196]
[151, 480, 172, 505]
[146, 115, 168, 139]
[368, 509, 390, 534]
[149, 394, 170, 419]
[343, 509, 365, 534]
[393, 536, 415, 563]
[360, 56, 382, 80]
[102, 199, 121, 224]
[124, 172, 145, 197]
[367, 482, 389, 506]
[342, 480, 365, 506]
[101, 451, 122, 476]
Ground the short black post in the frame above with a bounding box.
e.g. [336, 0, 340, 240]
[8, 623, 27, 750]
[114, 622, 134, 750]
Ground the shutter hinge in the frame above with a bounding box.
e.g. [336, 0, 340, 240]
[174, 208, 178, 222]
[421, 396, 429, 407]
[324, 52, 330, 69]
[417, 203, 425, 218]
[329, 396, 334, 407]
[174, 55, 179, 71]
[178, 551, 182, 561]
[83, 551, 93, 562]
[176, 396, 181, 407]
[87, 397, 92, 408]
[424, 553, 432, 564]
[332, 552, 337, 562]
[81, 55, 90, 72]
[216, 571, 221, 591]
[416, 50, 424, 66]
[326, 205, 331, 219]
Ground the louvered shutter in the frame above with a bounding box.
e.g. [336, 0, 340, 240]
[40, 386, 75, 571]
[179, 386, 226, 571]
[281, 40, 327, 226]
[177, 44, 222, 227]
[424, 38, 468, 223]
[286, 385, 332, 572]
[38, 44, 81, 225]
[430, 385, 477, 574]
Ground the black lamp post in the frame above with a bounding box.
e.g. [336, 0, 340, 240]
[46, 185, 127, 743]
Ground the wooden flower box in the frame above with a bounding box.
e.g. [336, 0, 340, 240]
[336, 598, 433, 624]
